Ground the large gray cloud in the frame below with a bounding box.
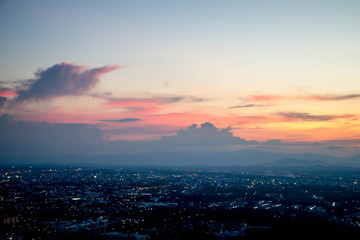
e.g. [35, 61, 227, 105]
[159, 122, 257, 151]
[14, 62, 122, 102]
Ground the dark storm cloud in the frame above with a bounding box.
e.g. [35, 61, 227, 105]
[14, 62, 122, 102]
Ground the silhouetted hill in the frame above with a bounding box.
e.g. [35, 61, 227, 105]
[1, 149, 360, 168]
[263, 159, 325, 167]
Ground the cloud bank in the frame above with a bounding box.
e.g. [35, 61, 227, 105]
[0, 114, 105, 155]
[1, 115, 358, 158]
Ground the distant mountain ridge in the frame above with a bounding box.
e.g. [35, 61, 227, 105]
[262, 159, 326, 167]
[1, 149, 359, 168]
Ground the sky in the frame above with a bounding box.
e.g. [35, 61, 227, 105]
[1, 0, 360, 157]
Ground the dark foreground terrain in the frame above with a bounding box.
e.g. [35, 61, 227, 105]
[1, 166, 360, 239]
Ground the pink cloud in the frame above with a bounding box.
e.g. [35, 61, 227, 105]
[250, 94, 288, 102]
[0, 88, 17, 97]
[102, 96, 186, 117]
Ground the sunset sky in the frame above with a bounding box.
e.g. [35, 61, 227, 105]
[1, 1, 360, 156]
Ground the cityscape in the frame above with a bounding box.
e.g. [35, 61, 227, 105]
[1, 166, 359, 239]
[1, 1, 360, 240]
